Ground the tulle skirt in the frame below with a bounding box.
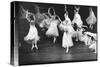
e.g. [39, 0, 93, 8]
[62, 32, 73, 48]
[59, 23, 76, 37]
[46, 22, 59, 37]
[86, 11, 96, 25]
[59, 23, 68, 31]
[24, 25, 40, 41]
[86, 17, 96, 25]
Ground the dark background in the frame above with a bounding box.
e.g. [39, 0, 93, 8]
[15, 1, 97, 43]
[14, 1, 97, 65]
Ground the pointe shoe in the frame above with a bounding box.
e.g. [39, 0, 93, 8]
[66, 48, 69, 53]
[31, 45, 34, 50]
[53, 38, 56, 44]
[35, 45, 38, 50]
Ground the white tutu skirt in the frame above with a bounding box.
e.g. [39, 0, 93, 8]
[86, 10, 96, 25]
[86, 17, 95, 25]
[24, 25, 40, 41]
[62, 32, 73, 48]
[46, 21, 59, 37]
[59, 22, 76, 38]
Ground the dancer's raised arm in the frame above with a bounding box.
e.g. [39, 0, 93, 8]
[56, 15, 62, 23]
[48, 7, 56, 17]
[26, 10, 35, 23]
[20, 6, 35, 23]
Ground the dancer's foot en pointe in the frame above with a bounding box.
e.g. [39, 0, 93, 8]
[35, 45, 38, 50]
[53, 37, 56, 44]
[66, 47, 69, 53]
[31, 44, 34, 50]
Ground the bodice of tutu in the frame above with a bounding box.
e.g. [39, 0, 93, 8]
[72, 13, 83, 28]
[60, 21, 68, 31]
[59, 16, 74, 33]
[86, 9, 96, 25]
[29, 24, 38, 35]
[50, 18, 60, 25]
[49, 19, 59, 31]
[65, 16, 72, 25]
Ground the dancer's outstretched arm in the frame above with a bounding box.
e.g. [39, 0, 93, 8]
[20, 6, 35, 23]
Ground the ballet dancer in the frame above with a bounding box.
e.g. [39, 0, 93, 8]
[21, 7, 40, 50]
[59, 5, 74, 53]
[86, 7, 96, 29]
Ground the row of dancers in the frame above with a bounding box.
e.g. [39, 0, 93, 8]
[20, 5, 97, 53]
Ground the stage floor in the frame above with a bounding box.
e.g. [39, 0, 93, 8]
[19, 40, 97, 65]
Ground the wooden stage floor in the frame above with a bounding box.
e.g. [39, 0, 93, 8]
[19, 40, 97, 65]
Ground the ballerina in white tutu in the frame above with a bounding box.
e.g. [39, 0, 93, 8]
[59, 6, 74, 53]
[72, 6, 84, 28]
[86, 7, 96, 29]
[45, 7, 60, 43]
[84, 32, 97, 53]
[72, 6, 88, 41]
[21, 7, 40, 50]
[78, 30, 92, 46]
